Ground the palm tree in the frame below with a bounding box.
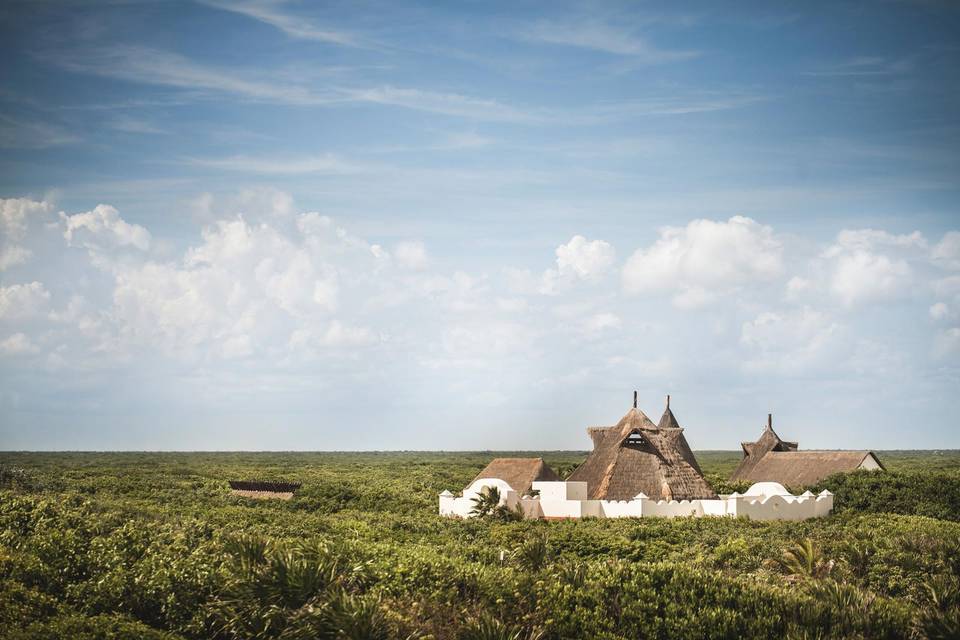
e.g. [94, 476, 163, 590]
[459, 612, 544, 640]
[765, 538, 834, 579]
[470, 486, 502, 517]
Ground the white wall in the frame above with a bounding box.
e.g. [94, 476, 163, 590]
[440, 481, 833, 521]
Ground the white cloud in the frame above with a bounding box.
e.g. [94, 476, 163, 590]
[930, 302, 949, 320]
[2, 197, 53, 239]
[187, 154, 360, 175]
[0, 245, 32, 270]
[61, 204, 151, 252]
[289, 321, 377, 350]
[555, 235, 616, 280]
[508, 235, 615, 296]
[583, 312, 622, 337]
[740, 308, 840, 374]
[820, 228, 926, 307]
[785, 276, 812, 299]
[394, 241, 429, 270]
[0, 332, 38, 355]
[0, 282, 51, 319]
[932, 231, 960, 270]
[1, 198, 52, 270]
[523, 20, 699, 62]
[198, 0, 361, 47]
[823, 229, 926, 257]
[829, 250, 911, 306]
[622, 216, 782, 307]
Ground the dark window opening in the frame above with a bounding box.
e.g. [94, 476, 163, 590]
[625, 432, 646, 446]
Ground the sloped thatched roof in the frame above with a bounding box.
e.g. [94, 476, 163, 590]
[730, 415, 797, 481]
[730, 415, 884, 486]
[568, 396, 717, 501]
[469, 458, 561, 496]
[740, 450, 884, 487]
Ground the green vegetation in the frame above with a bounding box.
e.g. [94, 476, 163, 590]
[0, 450, 958, 639]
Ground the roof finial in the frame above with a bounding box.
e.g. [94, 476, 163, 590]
[666, 394, 671, 409]
[767, 413, 772, 430]
[633, 390, 637, 409]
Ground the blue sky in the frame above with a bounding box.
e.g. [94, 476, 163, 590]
[1, 0, 958, 450]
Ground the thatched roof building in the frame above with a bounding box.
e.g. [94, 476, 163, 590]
[469, 457, 561, 496]
[568, 394, 717, 501]
[730, 415, 884, 486]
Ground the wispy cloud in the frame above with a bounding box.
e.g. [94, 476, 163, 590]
[522, 20, 699, 62]
[198, 0, 365, 48]
[0, 114, 80, 148]
[48, 45, 759, 124]
[185, 153, 362, 175]
[52, 46, 341, 105]
[108, 116, 166, 135]
[802, 56, 914, 77]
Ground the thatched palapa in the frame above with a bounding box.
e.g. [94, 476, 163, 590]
[469, 458, 561, 496]
[568, 394, 717, 501]
[730, 415, 884, 486]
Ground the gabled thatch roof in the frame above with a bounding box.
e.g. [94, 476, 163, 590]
[730, 415, 884, 486]
[568, 396, 717, 501]
[740, 451, 884, 487]
[469, 457, 561, 496]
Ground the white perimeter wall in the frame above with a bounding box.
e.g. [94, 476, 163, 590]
[440, 480, 834, 521]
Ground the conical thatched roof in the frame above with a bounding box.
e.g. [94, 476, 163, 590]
[568, 395, 717, 501]
[468, 458, 561, 496]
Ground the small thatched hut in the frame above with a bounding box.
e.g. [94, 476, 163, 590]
[568, 394, 717, 501]
[730, 415, 884, 486]
[469, 458, 561, 496]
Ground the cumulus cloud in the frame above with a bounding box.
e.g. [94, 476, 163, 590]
[394, 240, 429, 270]
[555, 235, 615, 280]
[61, 204, 152, 252]
[622, 216, 782, 307]
[823, 229, 926, 256]
[932, 231, 960, 270]
[1, 197, 52, 270]
[2, 197, 52, 239]
[821, 228, 923, 306]
[0, 282, 51, 319]
[507, 234, 615, 296]
[0, 245, 32, 270]
[785, 276, 812, 299]
[582, 312, 622, 337]
[740, 307, 840, 374]
[0, 332, 38, 355]
[830, 251, 911, 306]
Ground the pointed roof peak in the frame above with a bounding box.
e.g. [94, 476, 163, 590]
[618, 405, 657, 431]
[658, 394, 681, 430]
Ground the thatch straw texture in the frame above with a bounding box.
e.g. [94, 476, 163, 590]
[568, 403, 717, 501]
[228, 480, 302, 493]
[738, 451, 884, 486]
[469, 458, 561, 496]
[730, 418, 884, 485]
[230, 489, 295, 500]
[730, 421, 797, 481]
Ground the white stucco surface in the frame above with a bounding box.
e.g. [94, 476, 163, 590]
[440, 480, 834, 521]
